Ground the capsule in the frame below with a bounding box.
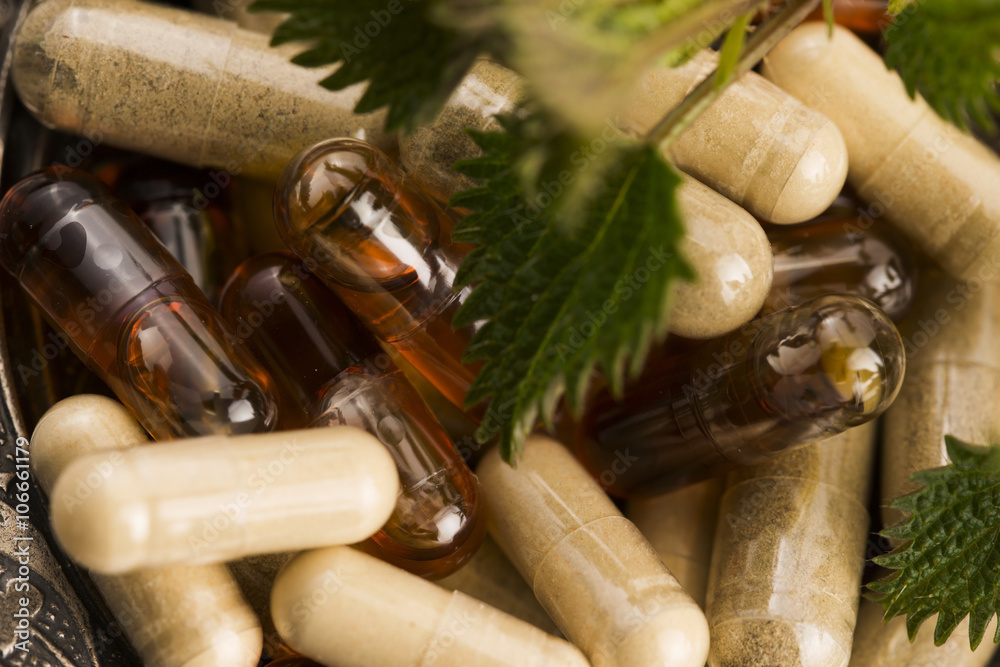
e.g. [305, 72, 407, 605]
[763, 213, 917, 320]
[762, 23, 1000, 280]
[706, 422, 875, 667]
[626, 478, 724, 608]
[0, 167, 277, 438]
[270, 546, 590, 667]
[30, 395, 263, 667]
[50, 426, 400, 573]
[477, 436, 710, 667]
[113, 159, 245, 304]
[577, 294, 904, 497]
[219, 252, 486, 577]
[437, 535, 562, 636]
[849, 600, 997, 667]
[882, 273, 1000, 528]
[12, 0, 394, 182]
[275, 139, 480, 413]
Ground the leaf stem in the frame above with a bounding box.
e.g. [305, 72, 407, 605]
[646, 0, 822, 149]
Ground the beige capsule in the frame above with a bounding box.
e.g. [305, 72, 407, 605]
[626, 478, 724, 609]
[477, 435, 710, 667]
[12, 0, 394, 182]
[31, 395, 262, 667]
[705, 422, 876, 667]
[849, 600, 997, 667]
[622, 49, 848, 224]
[436, 535, 562, 636]
[270, 546, 589, 667]
[762, 23, 1000, 280]
[50, 425, 399, 574]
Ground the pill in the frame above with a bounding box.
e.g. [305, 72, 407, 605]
[270, 546, 590, 667]
[0, 166, 277, 438]
[882, 273, 1000, 528]
[437, 535, 562, 636]
[113, 159, 245, 305]
[849, 600, 997, 667]
[31, 395, 263, 667]
[577, 294, 904, 497]
[626, 478, 724, 608]
[477, 435, 710, 667]
[762, 23, 1000, 280]
[622, 49, 848, 224]
[671, 176, 773, 339]
[12, 0, 394, 182]
[706, 422, 876, 667]
[220, 252, 487, 577]
[275, 138, 480, 414]
[49, 426, 400, 573]
[763, 211, 917, 320]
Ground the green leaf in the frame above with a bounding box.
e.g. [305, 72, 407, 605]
[450, 115, 692, 462]
[714, 11, 752, 87]
[870, 435, 1000, 650]
[884, 1, 1000, 131]
[250, 0, 483, 133]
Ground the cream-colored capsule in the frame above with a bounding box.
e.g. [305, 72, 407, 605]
[31, 395, 262, 667]
[706, 422, 876, 667]
[849, 600, 997, 667]
[622, 49, 848, 224]
[437, 535, 562, 636]
[50, 426, 399, 574]
[626, 478, 724, 608]
[270, 546, 589, 667]
[762, 23, 1000, 280]
[12, 0, 394, 181]
[477, 435, 710, 667]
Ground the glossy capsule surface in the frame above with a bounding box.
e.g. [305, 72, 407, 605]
[220, 252, 486, 577]
[577, 294, 905, 497]
[763, 23, 1000, 280]
[763, 214, 917, 320]
[275, 139, 480, 413]
[0, 167, 276, 439]
[12, 0, 393, 181]
[50, 427, 400, 573]
[31, 395, 263, 667]
[270, 547, 589, 667]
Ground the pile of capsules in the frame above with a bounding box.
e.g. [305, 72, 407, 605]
[4, 0, 1000, 665]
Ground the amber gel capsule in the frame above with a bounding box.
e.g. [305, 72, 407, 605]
[763, 215, 917, 320]
[11, 0, 394, 181]
[114, 159, 245, 305]
[706, 422, 876, 667]
[478, 436, 710, 667]
[219, 252, 486, 577]
[31, 395, 263, 667]
[0, 167, 276, 438]
[275, 138, 480, 413]
[50, 426, 399, 574]
[763, 24, 1000, 280]
[271, 546, 589, 667]
[577, 294, 905, 497]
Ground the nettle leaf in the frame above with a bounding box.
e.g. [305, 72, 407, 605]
[251, 0, 482, 132]
[884, 0, 1000, 131]
[870, 436, 1000, 650]
[451, 117, 691, 462]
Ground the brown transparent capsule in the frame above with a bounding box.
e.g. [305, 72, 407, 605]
[0, 167, 277, 439]
[219, 252, 486, 577]
[274, 138, 480, 416]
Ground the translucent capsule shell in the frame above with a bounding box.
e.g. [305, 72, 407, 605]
[477, 436, 711, 667]
[31, 395, 263, 667]
[763, 23, 1000, 279]
[270, 546, 589, 667]
[12, 0, 394, 181]
[50, 427, 400, 573]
